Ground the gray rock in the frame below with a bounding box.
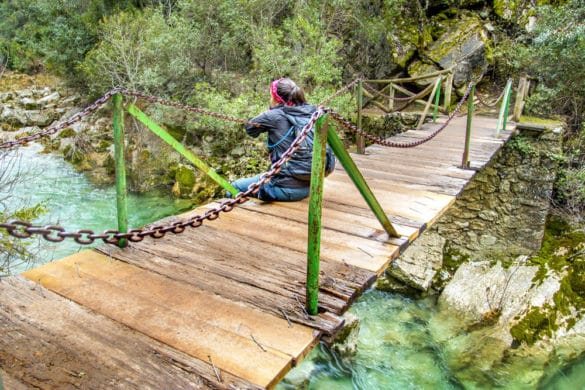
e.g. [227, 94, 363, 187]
[38, 91, 60, 105]
[425, 14, 490, 87]
[387, 232, 445, 291]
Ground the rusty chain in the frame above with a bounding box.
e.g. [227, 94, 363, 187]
[319, 78, 362, 106]
[327, 82, 474, 148]
[1, 79, 471, 246]
[0, 88, 260, 151]
[0, 107, 325, 246]
[0, 89, 121, 150]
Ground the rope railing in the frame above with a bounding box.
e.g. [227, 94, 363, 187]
[330, 82, 474, 148]
[474, 84, 507, 108]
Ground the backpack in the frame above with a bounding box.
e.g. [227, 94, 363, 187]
[282, 113, 336, 180]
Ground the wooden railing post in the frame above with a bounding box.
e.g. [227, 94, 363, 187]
[306, 114, 330, 315]
[444, 72, 454, 113]
[356, 80, 365, 154]
[112, 93, 128, 247]
[388, 83, 394, 111]
[513, 76, 528, 122]
[416, 76, 442, 130]
[461, 83, 475, 169]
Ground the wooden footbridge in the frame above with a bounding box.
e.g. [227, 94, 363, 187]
[0, 77, 520, 389]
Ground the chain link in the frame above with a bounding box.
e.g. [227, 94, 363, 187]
[0, 89, 122, 150]
[327, 82, 474, 148]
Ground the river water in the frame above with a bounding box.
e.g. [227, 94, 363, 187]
[1, 145, 583, 389]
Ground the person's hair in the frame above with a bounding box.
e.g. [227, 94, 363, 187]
[275, 78, 307, 106]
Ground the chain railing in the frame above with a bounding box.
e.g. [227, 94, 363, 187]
[0, 73, 516, 314]
[0, 94, 324, 247]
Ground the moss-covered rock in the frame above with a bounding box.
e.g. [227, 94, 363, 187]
[57, 128, 76, 138]
[172, 164, 196, 198]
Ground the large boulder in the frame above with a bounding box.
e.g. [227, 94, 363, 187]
[410, 13, 490, 89]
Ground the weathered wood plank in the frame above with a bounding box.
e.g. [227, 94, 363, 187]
[22, 251, 317, 389]
[191, 203, 401, 274]
[96, 222, 366, 330]
[234, 200, 414, 247]
[0, 275, 258, 389]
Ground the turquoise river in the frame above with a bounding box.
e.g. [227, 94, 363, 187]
[1, 145, 583, 389]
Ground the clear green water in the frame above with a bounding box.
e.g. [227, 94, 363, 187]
[2, 146, 584, 389]
[279, 290, 585, 390]
[1, 144, 193, 270]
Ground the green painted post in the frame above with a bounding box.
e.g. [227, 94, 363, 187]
[461, 84, 475, 169]
[433, 77, 442, 123]
[326, 125, 400, 238]
[306, 115, 329, 315]
[496, 79, 513, 138]
[112, 93, 128, 247]
[356, 80, 365, 154]
[502, 80, 513, 133]
[126, 103, 239, 196]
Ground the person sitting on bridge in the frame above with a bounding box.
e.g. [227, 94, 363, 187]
[231, 77, 333, 202]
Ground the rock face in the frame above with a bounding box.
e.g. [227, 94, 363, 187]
[407, 12, 491, 89]
[432, 258, 583, 388]
[387, 232, 445, 291]
[385, 125, 562, 293]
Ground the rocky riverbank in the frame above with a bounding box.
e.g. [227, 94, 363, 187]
[376, 120, 585, 387]
[0, 72, 266, 204]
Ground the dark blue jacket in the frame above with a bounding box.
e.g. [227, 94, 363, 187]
[245, 103, 317, 188]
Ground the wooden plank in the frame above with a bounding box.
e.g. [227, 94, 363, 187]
[233, 200, 414, 247]
[0, 276, 258, 389]
[190, 204, 401, 274]
[22, 251, 317, 389]
[322, 176, 456, 225]
[96, 222, 368, 327]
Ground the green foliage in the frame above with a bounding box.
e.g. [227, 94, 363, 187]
[498, 0, 585, 129]
[0, 0, 138, 78]
[0, 203, 47, 276]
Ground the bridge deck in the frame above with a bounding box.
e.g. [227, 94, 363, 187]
[1, 115, 514, 389]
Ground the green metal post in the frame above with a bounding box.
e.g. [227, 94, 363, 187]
[306, 115, 329, 315]
[502, 80, 513, 133]
[112, 93, 128, 247]
[126, 104, 239, 196]
[326, 125, 400, 238]
[433, 77, 442, 123]
[496, 79, 513, 138]
[461, 84, 475, 169]
[356, 80, 365, 154]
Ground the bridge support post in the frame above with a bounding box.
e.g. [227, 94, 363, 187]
[112, 93, 128, 247]
[306, 115, 330, 315]
[326, 121, 400, 238]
